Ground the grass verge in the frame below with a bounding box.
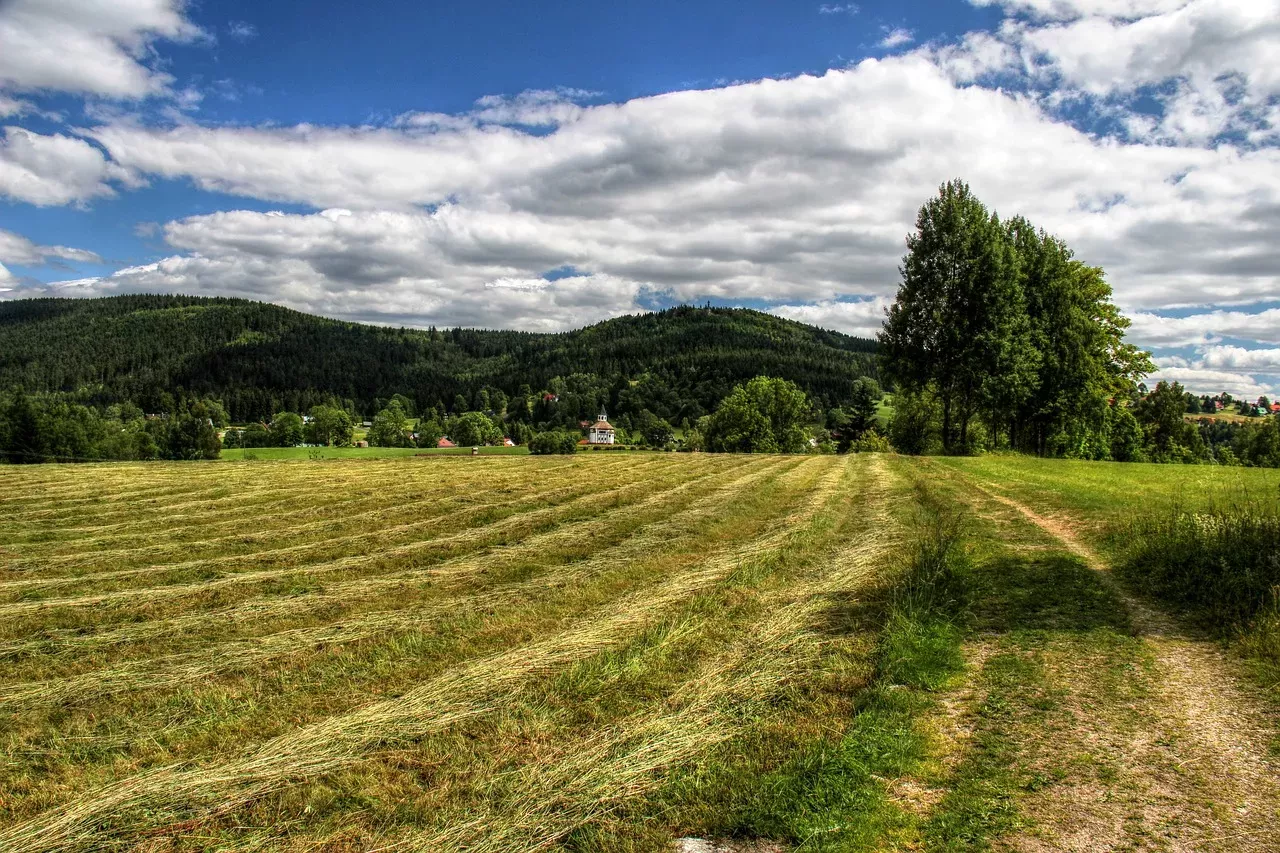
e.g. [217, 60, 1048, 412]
[1114, 500, 1280, 695]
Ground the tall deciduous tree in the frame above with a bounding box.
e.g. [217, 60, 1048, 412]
[704, 376, 811, 453]
[1006, 217, 1153, 456]
[308, 405, 353, 447]
[368, 402, 413, 447]
[879, 179, 1036, 453]
[269, 411, 305, 447]
[449, 411, 500, 446]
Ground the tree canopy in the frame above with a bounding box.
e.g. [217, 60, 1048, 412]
[703, 377, 812, 453]
[881, 180, 1152, 457]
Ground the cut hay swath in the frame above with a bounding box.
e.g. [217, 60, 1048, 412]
[0, 453, 910, 852]
[0, 457, 784, 707]
[0, 459, 776, 670]
[0, 458, 674, 592]
[0, 459, 695, 617]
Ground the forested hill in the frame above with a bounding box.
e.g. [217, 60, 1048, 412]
[0, 295, 878, 422]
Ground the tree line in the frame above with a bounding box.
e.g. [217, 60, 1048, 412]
[878, 179, 1279, 468]
[0, 297, 878, 424]
[881, 179, 1149, 458]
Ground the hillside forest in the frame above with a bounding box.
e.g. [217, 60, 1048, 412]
[0, 181, 1276, 465]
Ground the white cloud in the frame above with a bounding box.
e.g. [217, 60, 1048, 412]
[1128, 308, 1280, 348]
[227, 20, 257, 42]
[1148, 364, 1278, 398]
[818, 4, 859, 14]
[1193, 345, 1280, 374]
[769, 298, 891, 338]
[0, 0, 202, 99]
[0, 126, 137, 206]
[999, 0, 1280, 144]
[971, 0, 1195, 22]
[77, 55, 1280, 322]
[15, 208, 651, 331]
[0, 227, 101, 266]
[879, 27, 915, 48]
[0, 94, 29, 118]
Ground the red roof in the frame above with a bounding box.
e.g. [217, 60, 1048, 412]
[437, 437, 456, 448]
[591, 420, 614, 430]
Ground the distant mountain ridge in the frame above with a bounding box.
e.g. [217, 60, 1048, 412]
[0, 295, 879, 422]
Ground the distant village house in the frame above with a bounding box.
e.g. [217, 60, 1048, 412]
[587, 409, 616, 445]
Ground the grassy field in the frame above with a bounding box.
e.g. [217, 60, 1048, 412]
[1, 454, 1277, 851]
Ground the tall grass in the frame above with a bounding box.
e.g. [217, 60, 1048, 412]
[1116, 497, 1280, 685]
[878, 491, 969, 691]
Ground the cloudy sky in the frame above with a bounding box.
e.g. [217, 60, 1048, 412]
[0, 0, 1277, 397]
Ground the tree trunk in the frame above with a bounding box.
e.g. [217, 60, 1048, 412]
[941, 394, 952, 454]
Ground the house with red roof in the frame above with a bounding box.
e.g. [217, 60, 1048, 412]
[437, 437, 456, 448]
[587, 409, 616, 445]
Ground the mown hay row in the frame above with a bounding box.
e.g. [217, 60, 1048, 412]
[0, 469, 357, 526]
[0, 459, 550, 559]
[0, 458, 629, 585]
[0, 466, 270, 512]
[0, 458, 845, 852]
[0, 456, 604, 534]
[0, 460, 696, 619]
[0, 459, 761, 660]
[0, 458, 780, 706]
[376, 458, 905, 853]
[0, 458, 581, 538]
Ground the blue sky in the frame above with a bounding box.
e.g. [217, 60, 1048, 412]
[1, 0, 1278, 397]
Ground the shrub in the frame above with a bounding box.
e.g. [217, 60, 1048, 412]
[528, 431, 579, 455]
[887, 391, 939, 455]
[849, 428, 892, 454]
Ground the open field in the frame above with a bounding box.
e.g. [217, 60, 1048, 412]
[1, 454, 1278, 851]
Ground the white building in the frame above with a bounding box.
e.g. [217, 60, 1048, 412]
[587, 409, 616, 444]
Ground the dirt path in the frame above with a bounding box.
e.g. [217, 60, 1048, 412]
[973, 483, 1280, 852]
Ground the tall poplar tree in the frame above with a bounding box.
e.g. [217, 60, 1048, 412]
[879, 179, 1035, 452]
[1006, 216, 1152, 456]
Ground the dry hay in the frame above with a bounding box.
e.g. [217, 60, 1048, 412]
[0, 456, 856, 852]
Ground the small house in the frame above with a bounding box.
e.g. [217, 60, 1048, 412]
[587, 409, 616, 445]
[437, 437, 456, 448]
[355, 440, 369, 448]
[502, 437, 516, 446]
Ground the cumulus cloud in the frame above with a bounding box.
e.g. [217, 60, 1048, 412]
[879, 27, 915, 48]
[15, 208, 651, 331]
[0, 126, 137, 206]
[78, 55, 1280, 320]
[1128, 308, 1280, 348]
[1193, 345, 1280, 373]
[769, 298, 892, 338]
[996, 0, 1280, 143]
[0, 227, 101, 266]
[0, 0, 203, 99]
[1148, 364, 1278, 398]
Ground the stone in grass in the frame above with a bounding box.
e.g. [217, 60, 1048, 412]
[675, 839, 785, 853]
